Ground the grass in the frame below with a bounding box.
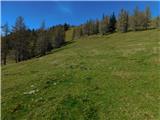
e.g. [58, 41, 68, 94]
[2, 29, 160, 120]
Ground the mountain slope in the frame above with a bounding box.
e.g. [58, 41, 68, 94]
[2, 29, 160, 120]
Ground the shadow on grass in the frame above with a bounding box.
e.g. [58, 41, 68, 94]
[34, 40, 75, 58]
[49, 40, 75, 54]
[127, 28, 157, 32]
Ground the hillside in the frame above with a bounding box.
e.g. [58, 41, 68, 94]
[2, 29, 160, 120]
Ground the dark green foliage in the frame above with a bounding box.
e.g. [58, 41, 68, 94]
[108, 13, 117, 33]
[63, 23, 70, 31]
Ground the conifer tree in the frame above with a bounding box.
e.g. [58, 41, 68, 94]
[99, 15, 109, 35]
[36, 21, 48, 56]
[118, 9, 129, 32]
[109, 12, 117, 32]
[12, 16, 29, 62]
[132, 6, 139, 31]
[1, 23, 10, 65]
[144, 6, 151, 29]
[94, 19, 99, 34]
[54, 25, 65, 48]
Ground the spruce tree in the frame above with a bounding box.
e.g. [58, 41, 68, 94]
[109, 12, 117, 33]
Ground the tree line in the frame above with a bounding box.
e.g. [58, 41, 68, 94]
[1, 6, 160, 65]
[1, 17, 69, 65]
[72, 6, 160, 40]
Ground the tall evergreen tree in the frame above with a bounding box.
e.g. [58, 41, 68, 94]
[63, 23, 70, 31]
[109, 13, 117, 32]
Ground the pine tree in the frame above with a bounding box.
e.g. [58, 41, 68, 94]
[64, 23, 70, 31]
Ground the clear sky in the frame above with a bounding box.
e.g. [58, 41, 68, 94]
[1, 1, 160, 29]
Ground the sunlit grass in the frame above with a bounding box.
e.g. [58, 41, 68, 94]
[2, 29, 160, 120]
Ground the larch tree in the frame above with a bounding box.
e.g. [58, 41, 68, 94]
[99, 15, 109, 35]
[12, 16, 29, 62]
[36, 21, 48, 56]
[132, 6, 139, 31]
[54, 25, 65, 48]
[118, 9, 129, 32]
[144, 6, 151, 30]
[1, 23, 10, 65]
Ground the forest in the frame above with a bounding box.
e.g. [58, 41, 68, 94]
[1, 6, 160, 65]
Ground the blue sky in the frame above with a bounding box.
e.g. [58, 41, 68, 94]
[1, 1, 160, 29]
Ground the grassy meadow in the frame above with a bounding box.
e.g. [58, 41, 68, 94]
[2, 29, 160, 119]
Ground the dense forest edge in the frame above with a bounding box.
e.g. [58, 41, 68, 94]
[1, 6, 160, 65]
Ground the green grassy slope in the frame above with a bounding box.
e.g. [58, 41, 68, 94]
[2, 29, 160, 120]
